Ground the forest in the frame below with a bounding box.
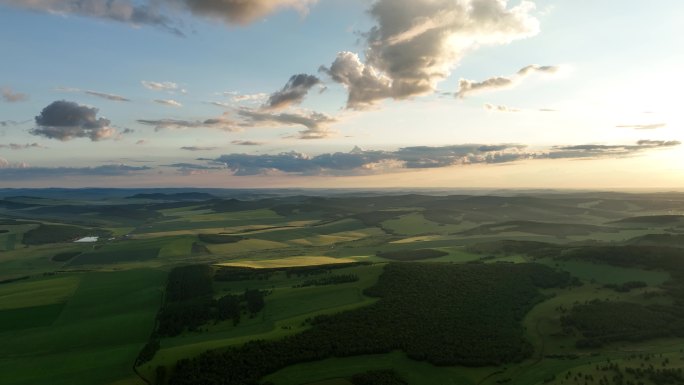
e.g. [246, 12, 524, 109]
[168, 262, 574, 385]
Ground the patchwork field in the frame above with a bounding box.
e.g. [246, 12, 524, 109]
[1, 190, 684, 385]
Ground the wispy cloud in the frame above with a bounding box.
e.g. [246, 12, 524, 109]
[56, 87, 130, 102]
[616, 123, 667, 130]
[232, 140, 264, 146]
[0, 163, 151, 179]
[484, 103, 520, 112]
[153, 99, 183, 108]
[0, 143, 46, 150]
[142, 81, 178, 91]
[1, 86, 28, 103]
[457, 64, 560, 99]
[181, 146, 219, 151]
[136, 115, 239, 132]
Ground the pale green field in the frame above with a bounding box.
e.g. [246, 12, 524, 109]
[382, 213, 475, 235]
[215, 255, 357, 269]
[0, 275, 81, 310]
[209, 239, 291, 254]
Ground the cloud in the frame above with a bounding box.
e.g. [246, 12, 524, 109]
[163, 162, 225, 176]
[0, 143, 46, 150]
[616, 123, 667, 130]
[142, 81, 178, 91]
[546, 140, 681, 159]
[210, 140, 681, 176]
[138, 106, 336, 139]
[57, 87, 130, 102]
[238, 108, 335, 130]
[265, 74, 320, 110]
[484, 103, 520, 112]
[238, 108, 337, 139]
[0, 0, 183, 36]
[320, 0, 539, 109]
[173, 0, 317, 25]
[0, 163, 151, 179]
[31, 100, 118, 141]
[154, 99, 183, 107]
[1, 86, 28, 102]
[84, 90, 130, 102]
[137, 115, 238, 131]
[180, 146, 219, 151]
[457, 64, 560, 98]
[0, 120, 26, 127]
[213, 144, 530, 176]
[232, 140, 263, 146]
[135, 139, 148, 145]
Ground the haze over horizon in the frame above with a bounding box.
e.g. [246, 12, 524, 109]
[1, 0, 682, 188]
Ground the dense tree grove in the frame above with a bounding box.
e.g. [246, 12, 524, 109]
[216, 294, 241, 324]
[244, 289, 265, 315]
[376, 249, 448, 261]
[293, 274, 359, 288]
[197, 234, 243, 244]
[156, 265, 269, 337]
[157, 265, 215, 337]
[603, 281, 647, 293]
[562, 300, 684, 347]
[168, 262, 574, 385]
[350, 370, 408, 385]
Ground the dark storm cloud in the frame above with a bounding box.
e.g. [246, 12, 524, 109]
[265, 74, 320, 110]
[1, 87, 28, 102]
[210, 140, 681, 176]
[31, 100, 117, 141]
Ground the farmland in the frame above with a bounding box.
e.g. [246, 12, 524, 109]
[1, 189, 684, 385]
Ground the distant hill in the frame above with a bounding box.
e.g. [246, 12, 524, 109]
[126, 192, 217, 201]
[611, 215, 684, 226]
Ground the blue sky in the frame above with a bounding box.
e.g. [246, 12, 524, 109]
[1, 0, 683, 188]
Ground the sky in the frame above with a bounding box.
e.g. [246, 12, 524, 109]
[1, 0, 683, 189]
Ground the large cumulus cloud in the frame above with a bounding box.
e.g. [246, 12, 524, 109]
[30, 100, 118, 141]
[320, 0, 539, 109]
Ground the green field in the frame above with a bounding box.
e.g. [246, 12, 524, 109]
[0, 269, 164, 385]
